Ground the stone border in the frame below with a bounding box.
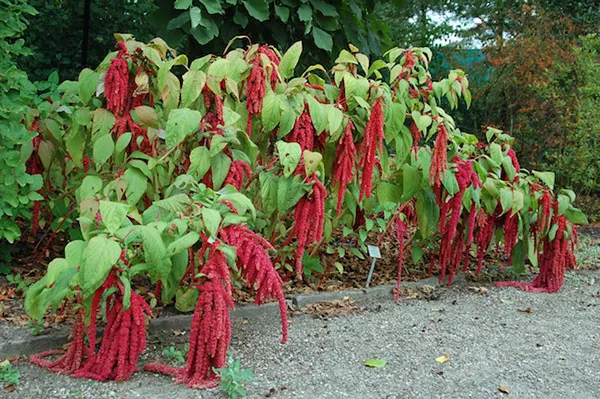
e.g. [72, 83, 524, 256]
[0, 276, 440, 358]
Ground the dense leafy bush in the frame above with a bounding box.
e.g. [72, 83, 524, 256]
[0, 0, 43, 247]
[23, 35, 585, 388]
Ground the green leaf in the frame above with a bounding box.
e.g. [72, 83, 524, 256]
[174, 0, 193, 9]
[66, 126, 85, 167]
[279, 41, 302, 79]
[275, 5, 290, 22]
[364, 359, 386, 368]
[532, 170, 555, 190]
[303, 150, 322, 176]
[188, 146, 211, 179]
[261, 90, 281, 132]
[306, 95, 327, 132]
[277, 175, 306, 213]
[276, 141, 302, 177]
[312, 27, 333, 51]
[376, 182, 402, 204]
[211, 152, 232, 189]
[499, 187, 513, 215]
[298, 4, 312, 22]
[78, 68, 99, 104]
[243, 0, 269, 21]
[511, 240, 526, 274]
[259, 173, 278, 215]
[81, 236, 121, 296]
[190, 6, 202, 28]
[115, 132, 132, 154]
[143, 225, 171, 281]
[181, 70, 206, 108]
[565, 206, 588, 224]
[441, 170, 459, 196]
[99, 201, 130, 234]
[93, 134, 114, 167]
[201, 208, 222, 238]
[327, 106, 343, 135]
[176, 287, 199, 312]
[92, 108, 115, 137]
[165, 108, 202, 148]
[123, 168, 147, 205]
[79, 175, 103, 200]
[201, 0, 224, 14]
[167, 232, 200, 256]
[401, 164, 421, 202]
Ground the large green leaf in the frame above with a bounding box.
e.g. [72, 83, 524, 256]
[81, 236, 121, 297]
[93, 134, 114, 167]
[276, 141, 302, 177]
[99, 201, 130, 234]
[201, 208, 222, 238]
[78, 68, 99, 104]
[181, 70, 206, 108]
[143, 225, 171, 281]
[261, 90, 281, 132]
[165, 108, 202, 148]
[243, 0, 269, 21]
[279, 41, 302, 79]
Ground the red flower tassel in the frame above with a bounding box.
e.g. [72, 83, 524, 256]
[358, 98, 384, 201]
[332, 120, 356, 216]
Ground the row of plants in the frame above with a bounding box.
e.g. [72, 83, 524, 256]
[18, 34, 585, 388]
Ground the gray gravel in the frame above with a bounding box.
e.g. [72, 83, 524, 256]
[4, 270, 600, 399]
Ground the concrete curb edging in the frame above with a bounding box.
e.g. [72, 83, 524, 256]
[0, 276, 441, 358]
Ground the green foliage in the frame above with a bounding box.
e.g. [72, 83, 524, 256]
[213, 357, 254, 399]
[0, 361, 20, 386]
[0, 0, 43, 244]
[539, 34, 600, 201]
[20, 0, 157, 81]
[162, 343, 189, 363]
[152, 0, 389, 65]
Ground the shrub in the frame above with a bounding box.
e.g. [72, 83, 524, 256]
[24, 35, 585, 389]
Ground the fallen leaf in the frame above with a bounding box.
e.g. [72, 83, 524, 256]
[468, 286, 488, 295]
[3, 384, 15, 393]
[172, 330, 186, 336]
[518, 307, 533, 313]
[435, 354, 450, 364]
[364, 359, 386, 368]
[498, 385, 510, 394]
[431, 308, 444, 312]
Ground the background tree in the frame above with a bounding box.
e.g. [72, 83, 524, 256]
[20, 0, 157, 81]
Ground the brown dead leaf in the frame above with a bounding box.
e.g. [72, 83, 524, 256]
[300, 297, 364, 319]
[498, 385, 510, 394]
[172, 330, 186, 336]
[518, 307, 533, 313]
[468, 286, 488, 295]
[3, 384, 16, 393]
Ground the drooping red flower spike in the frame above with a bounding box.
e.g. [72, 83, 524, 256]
[74, 289, 151, 382]
[293, 174, 326, 279]
[30, 306, 90, 374]
[358, 97, 384, 201]
[146, 246, 234, 388]
[496, 215, 576, 293]
[105, 57, 130, 117]
[287, 107, 316, 151]
[220, 224, 288, 343]
[224, 159, 252, 190]
[430, 123, 449, 189]
[332, 120, 356, 216]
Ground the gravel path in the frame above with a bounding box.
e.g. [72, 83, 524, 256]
[4, 270, 600, 399]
